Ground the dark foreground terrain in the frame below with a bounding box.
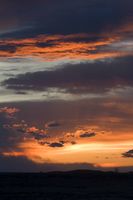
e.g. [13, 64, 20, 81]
[0, 170, 133, 200]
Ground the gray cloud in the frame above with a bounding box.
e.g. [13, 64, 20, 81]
[48, 142, 64, 148]
[3, 56, 133, 94]
[0, 155, 132, 172]
[45, 121, 61, 129]
[80, 132, 96, 138]
[30, 132, 48, 141]
[122, 149, 133, 158]
[0, 108, 24, 154]
[0, 154, 100, 172]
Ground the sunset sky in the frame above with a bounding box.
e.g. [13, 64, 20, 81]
[0, 0, 133, 172]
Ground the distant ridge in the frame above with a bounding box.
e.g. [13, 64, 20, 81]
[0, 170, 133, 200]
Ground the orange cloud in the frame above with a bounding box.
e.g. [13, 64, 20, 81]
[0, 107, 19, 118]
[0, 33, 131, 61]
[0, 107, 19, 114]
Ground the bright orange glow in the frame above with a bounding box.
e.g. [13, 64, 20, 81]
[2, 133, 133, 168]
[0, 105, 132, 169]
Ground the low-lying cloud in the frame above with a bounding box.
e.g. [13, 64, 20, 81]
[122, 149, 133, 158]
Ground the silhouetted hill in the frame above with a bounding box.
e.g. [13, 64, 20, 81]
[0, 170, 133, 200]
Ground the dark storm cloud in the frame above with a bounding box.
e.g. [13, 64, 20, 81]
[0, 0, 132, 38]
[122, 149, 133, 158]
[3, 56, 133, 93]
